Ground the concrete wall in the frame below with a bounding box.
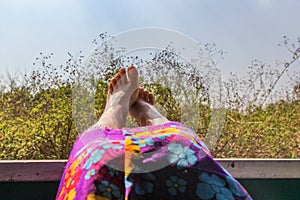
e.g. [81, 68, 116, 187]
[1, 159, 299, 200]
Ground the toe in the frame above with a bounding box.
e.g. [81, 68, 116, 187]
[108, 82, 114, 93]
[144, 90, 150, 102]
[114, 74, 121, 82]
[127, 66, 138, 81]
[111, 78, 117, 88]
[137, 88, 143, 98]
[148, 93, 155, 105]
[110, 68, 127, 91]
[115, 68, 127, 84]
[138, 88, 155, 105]
[128, 65, 136, 72]
[140, 88, 146, 98]
[119, 68, 126, 77]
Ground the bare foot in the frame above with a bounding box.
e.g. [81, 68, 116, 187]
[129, 88, 169, 126]
[97, 66, 139, 129]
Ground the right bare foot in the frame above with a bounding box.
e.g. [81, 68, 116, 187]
[97, 66, 139, 129]
[129, 88, 169, 126]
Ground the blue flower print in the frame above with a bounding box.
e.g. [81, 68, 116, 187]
[166, 176, 187, 196]
[98, 180, 122, 199]
[83, 149, 105, 169]
[107, 166, 120, 177]
[128, 173, 156, 195]
[129, 137, 155, 148]
[84, 169, 96, 180]
[196, 172, 235, 200]
[167, 143, 197, 169]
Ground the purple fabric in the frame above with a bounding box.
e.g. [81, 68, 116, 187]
[56, 122, 252, 200]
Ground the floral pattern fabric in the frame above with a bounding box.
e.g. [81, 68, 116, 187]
[56, 122, 252, 200]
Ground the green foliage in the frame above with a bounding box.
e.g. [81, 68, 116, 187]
[0, 34, 299, 159]
[0, 85, 75, 159]
[214, 100, 300, 158]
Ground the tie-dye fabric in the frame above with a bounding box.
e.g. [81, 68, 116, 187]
[56, 122, 252, 200]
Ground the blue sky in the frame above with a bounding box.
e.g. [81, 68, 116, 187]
[1, 0, 300, 79]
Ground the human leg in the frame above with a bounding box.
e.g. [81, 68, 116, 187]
[57, 67, 140, 200]
[128, 87, 252, 199]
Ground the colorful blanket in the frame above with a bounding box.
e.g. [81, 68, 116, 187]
[56, 122, 252, 200]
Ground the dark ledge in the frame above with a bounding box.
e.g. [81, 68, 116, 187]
[0, 159, 299, 182]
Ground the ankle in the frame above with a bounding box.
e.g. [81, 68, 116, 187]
[99, 105, 128, 129]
